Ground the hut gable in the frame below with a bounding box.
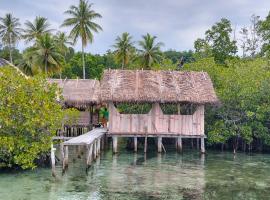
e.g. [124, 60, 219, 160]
[100, 69, 218, 104]
[49, 79, 100, 108]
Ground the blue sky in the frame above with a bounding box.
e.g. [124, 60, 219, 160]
[1, 0, 270, 54]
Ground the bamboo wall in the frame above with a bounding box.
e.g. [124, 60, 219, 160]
[108, 103, 204, 136]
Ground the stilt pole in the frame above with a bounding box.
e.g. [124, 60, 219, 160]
[134, 137, 138, 152]
[51, 143, 56, 177]
[112, 136, 118, 153]
[201, 137, 205, 154]
[158, 137, 162, 153]
[177, 136, 182, 152]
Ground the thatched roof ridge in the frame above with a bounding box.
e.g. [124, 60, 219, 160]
[48, 79, 100, 108]
[100, 69, 219, 104]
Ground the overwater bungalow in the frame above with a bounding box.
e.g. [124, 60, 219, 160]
[100, 69, 219, 153]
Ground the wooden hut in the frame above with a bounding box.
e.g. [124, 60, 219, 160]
[49, 79, 100, 137]
[100, 69, 219, 153]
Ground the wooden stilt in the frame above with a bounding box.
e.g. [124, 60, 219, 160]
[177, 136, 182, 152]
[134, 137, 138, 152]
[93, 140, 97, 159]
[51, 143, 56, 177]
[86, 144, 93, 166]
[112, 136, 118, 153]
[201, 137, 205, 154]
[197, 138, 200, 150]
[97, 138, 101, 155]
[144, 136, 148, 153]
[157, 137, 162, 153]
[64, 146, 69, 167]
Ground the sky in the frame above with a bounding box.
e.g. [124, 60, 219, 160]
[1, 0, 270, 54]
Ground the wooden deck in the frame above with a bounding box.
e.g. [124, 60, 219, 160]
[63, 128, 107, 146]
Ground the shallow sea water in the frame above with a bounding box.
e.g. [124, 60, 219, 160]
[1, 144, 270, 200]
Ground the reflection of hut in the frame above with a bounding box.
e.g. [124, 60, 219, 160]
[100, 69, 219, 153]
[49, 79, 100, 137]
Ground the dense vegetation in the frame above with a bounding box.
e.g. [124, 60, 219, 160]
[0, 67, 78, 169]
[1, 0, 270, 168]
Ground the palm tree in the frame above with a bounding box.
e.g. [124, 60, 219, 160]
[138, 33, 164, 69]
[54, 31, 72, 59]
[27, 33, 63, 76]
[113, 32, 135, 69]
[23, 16, 52, 43]
[62, 0, 102, 79]
[0, 13, 22, 63]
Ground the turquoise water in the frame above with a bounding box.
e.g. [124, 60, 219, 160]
[1, 145, 270, 200]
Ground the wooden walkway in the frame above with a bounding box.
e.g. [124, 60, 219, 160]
[59, 128, 107, 173]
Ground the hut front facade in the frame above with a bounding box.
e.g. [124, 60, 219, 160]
[49, 79, 100, 137]
[100, 69, 218, 153]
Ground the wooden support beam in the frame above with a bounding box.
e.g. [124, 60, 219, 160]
[51, 143, 56, 177]
[201, 137, 205, 154]
[144, 136, 148, 153]
[177, 136, 182, 152]
[112, 136, 118, 153]
[97, 138, 101, 155]
[86, 144, 93, 166]
[134, 137, 138, 152]
[62, 145, 69, 171]
[93, 140, 97, 159]
[197, 138, 200, 150]
[157, 137, 162, 153]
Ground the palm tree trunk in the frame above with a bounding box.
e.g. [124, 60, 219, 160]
[45, 56, 48, 77]
[122, 59, 124, 70]
[82, 41, 86, 79]
[9, 33, 13, 64]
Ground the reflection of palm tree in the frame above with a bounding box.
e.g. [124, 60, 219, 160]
[138, 33, 164, 69]
[0, 13, 22, 63]
[27, 33, 63, 76]
[62, 0, 102, 79]
[113, 32, 135, 69]
[23, 16, 52, 43]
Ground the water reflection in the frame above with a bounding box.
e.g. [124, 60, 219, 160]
[2, 146, 270, 200]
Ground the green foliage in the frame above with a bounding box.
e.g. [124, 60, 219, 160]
[259, 12, 270, 59]
[0, 67, 77, 169]
[138, 33, 164, 69]
[195, 18, 237, 64]
[112, 32, 135, 69]
[185, 58, 270, 146]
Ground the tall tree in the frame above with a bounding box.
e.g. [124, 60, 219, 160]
[54, 32, 72, 60]
[62, 0, 102, 79]
[205, 18, 237, 64]
[239, 27, 248, 58]
[23, 16, 52, 43]
[0, 13, 22, 63]
[138, 33, 163, 69]
[113, 32, 135, 69]
[259, 12, 270, 58]
[247, 15, 261, 57]
[27, 33, 63, 76]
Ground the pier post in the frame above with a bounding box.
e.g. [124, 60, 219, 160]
[86, 144, 93, 167]
[144, 136, 148, 153]
[134, 137, 138, 152]
[177, 136, 182, 152]
[97, 138, 101, 155]
[93, 140, 97, 159]
[157, 137, 162, 153]
[200, 137, 205, 154]
[51, 143, 56, 177]
[62, 145, 69, 171]
[112, 136, 118, 153]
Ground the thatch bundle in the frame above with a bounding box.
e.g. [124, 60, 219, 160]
[100, 69, 219, 104]
[0, 58, 10, 67]
[48, 79, 100, 108]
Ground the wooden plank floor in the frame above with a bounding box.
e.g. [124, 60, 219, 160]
[63, 128, 107, 146]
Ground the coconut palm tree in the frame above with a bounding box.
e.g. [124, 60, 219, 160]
[62, 0, 102, 79]
[113, 32, 135, 69]
[54, 31, 72, 60]
[27, 33, 63, 76]
[138, 33, 164, 69]
[0, 13, 22, 63]
[23, 16, 52, 43]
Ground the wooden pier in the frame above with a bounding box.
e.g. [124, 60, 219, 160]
[51, 128, 107, 175]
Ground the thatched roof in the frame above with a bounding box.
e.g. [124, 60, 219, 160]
[48, 79, 100, 108]
[0, 58, 10, 67]
[100, 69, 219, 104]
